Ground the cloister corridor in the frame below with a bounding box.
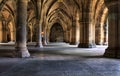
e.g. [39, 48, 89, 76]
[0, 0, 120, 76]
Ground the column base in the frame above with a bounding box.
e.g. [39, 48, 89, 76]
[96, 42, 103, 45]
[15, 47, 30, 58]
[43, 41, 47, 45]
[64, 41, 69, 43]
[70, 42, 77, 45]
[78, 43, 96, 48]
[35, 42, 43, 48]
[104, 47, 120, 58]
[103, 42, 108, 45]
[8, 41, 15, 43]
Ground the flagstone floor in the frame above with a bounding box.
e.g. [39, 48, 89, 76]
[0, 42, 119, 76]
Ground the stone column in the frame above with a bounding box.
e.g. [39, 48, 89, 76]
[104, 1, 120, 58]
[78, 21, 96, 48]
[63, 31, 66, 42]
[64, 30, 67, 43]
[76, 20, 80, 44]
[70, 22, 77, 45]
[64, 31, 68, 43]
[46, 28, 49, 43]
[95, 25, 99, 45]
[65, 29, 70, 43]
[8, 22, 14, 42]
[103, 19, 108, 45]
[95, 23, 105, 45]
[35, 0, 43, 48]
[36, 22, 43, 47]
[0, 20, 2, 42]
[68, 30, 71, 43]
[2, 20, 7, 42]
[43, 29, 47, 45]
[99, 23, 104, 45]
[15, 0, 30, 57]
[29, 23, 33, 42]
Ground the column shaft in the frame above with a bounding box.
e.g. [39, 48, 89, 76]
[103, 19, 108, 45]
[68, 30, 71, 43]
[36, 21, 43, 47]
[43, 29, 47, 45]
[15, 0, 30, 57]
[100, 23, 104, 45]
[0, 20, 2, 42]
[78, 22, 95, 48]
[70, 26, 77, 45]
[35, 0, 43, 48]
[104, 3, 120, 58]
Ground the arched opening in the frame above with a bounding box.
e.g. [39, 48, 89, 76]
[1, 20, 15, 43]
[49, 23, 64, 42]
[8, 21, 15, 42]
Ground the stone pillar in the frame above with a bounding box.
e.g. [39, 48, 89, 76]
[35, 0, 43, 48]
[76, 20, 80, 44]
[36, 22, 43, 47]
[46, 28, 49, 43]
[63, 30, 67, 43]
[103, 19, 108, 45]
[63, 31, 66, 42]
[78, 21, 96, 48]
[70, 20, 77, 45]
[29, 23, 33, 42]
[8, 22, 14, 42]
[95, 25, 99, 45]
[15, 0, 30, 57]
[43, 29, 47, 45]
[99, 23, 104, 45]
[95, 24, 102, 45]
[2, 20, 7, 42]
[64, 31, 68, 43]
[104, 1, 120, 58]
[68, 30, 71, 43]
[96, 23, 106, 45]
[65, 29, 70, 43]
[0, 20, 2, 42]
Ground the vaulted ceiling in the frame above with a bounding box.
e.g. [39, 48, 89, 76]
[0, 0, 108, 30]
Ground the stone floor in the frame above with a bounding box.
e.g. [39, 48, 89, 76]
[0, 42, 120, 76]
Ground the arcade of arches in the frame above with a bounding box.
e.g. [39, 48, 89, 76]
[0, 0, 119, 58]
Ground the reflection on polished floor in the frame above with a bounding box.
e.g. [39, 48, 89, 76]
[0, 42, 120, 76]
